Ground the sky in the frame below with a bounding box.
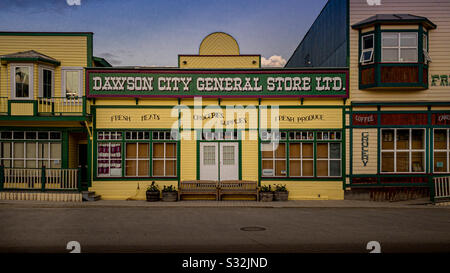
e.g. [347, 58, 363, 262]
[0, 0, 328, 67]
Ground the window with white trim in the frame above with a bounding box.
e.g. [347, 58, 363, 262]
[0, 131, 61, 168]
[433, 129, 449, 173]
[381, 129, 426, 173]
[381, 32, 418, 62]
[360, 34, 374, 64]
[97, 131, 122, 177]
[62, 68, 82, 97]
[11, 64, 33, 99]
[260, 130, 342, 178]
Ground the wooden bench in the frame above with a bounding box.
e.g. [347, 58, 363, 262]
[178, 180, 219, 200]
[218, 180, 259, 201]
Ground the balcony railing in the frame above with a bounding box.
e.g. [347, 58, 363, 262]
[38, 96, 88, 116]
[0, 166, 81, 191]
[0, 96, 90, 117]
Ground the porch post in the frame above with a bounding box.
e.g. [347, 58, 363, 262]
[0, 164, 4, 191]
[41, 166, 46, 192]
[77, 165, 82, 192]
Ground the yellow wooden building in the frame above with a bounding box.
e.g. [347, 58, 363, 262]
[86, 32, 347, 200]
[0, 32, 110, 201]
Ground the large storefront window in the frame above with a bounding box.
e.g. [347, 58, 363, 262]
[261, 130, 341, 178]
[434, 129, 450, 173]
[0, 131, 62, 168]
[96, 130, 177, 178]
[381, 129, 425, 173]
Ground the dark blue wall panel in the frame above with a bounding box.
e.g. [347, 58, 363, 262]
[285, 0, 348, 68]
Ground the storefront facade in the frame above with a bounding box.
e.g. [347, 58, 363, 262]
[86, 32, 348, 200]
[0, 32, 110, 200]
[287, 0, 450, 199]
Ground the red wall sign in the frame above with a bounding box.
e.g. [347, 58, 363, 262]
[352, 114, 377, 126]
[380, 113, 428, 126]
[432, 113, 450, 125]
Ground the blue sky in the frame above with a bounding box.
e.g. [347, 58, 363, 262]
[0, 0, 328, 66]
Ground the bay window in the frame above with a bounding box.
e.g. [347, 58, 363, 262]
[360, 34, 374, 64]
[381, 32, 418, 63]
[11, 65, 33, 99]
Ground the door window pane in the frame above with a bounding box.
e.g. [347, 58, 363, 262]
[203, 146, 216, 165]
[222, 145, 235, 165]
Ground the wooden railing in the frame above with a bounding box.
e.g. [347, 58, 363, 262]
[433, 176, 450, 203]
[37, 96, 86, 115]
[0, 166, 81, 191]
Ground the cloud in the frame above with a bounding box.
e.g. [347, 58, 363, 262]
[97, 52, 122, 65]
[261, 55, 286, 67]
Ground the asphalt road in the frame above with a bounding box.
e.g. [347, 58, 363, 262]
[0, 207, 449, 253]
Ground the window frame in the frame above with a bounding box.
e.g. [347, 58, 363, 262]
[433, 128, 450, 173]
[360, 33, 375, 65]
[38, 65, 55, 99]
[61, 67, 83, 98]
[10, 63, 34, 100]
[0, 130, 62, 169]
[381, 32, 418, 63]
[380, 128, 426, 174]
[260, 130, 342, 179]
[95, 130, 178, 179]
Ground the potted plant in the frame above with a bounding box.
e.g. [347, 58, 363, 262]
[161, 185, 178, 202]
[146, 181, 160, 202]
[259, 185, 273, 202]
[273, 184, 289, 201]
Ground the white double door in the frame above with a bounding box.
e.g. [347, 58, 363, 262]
[200, 142, 239, 181]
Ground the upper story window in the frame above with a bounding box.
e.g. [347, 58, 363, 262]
[360, 34, 374, 64]
[381, 32, 418, 63]
[62, 68, 82, 97]
[39, 66, 54, 98]
[11, 64, 34, 100]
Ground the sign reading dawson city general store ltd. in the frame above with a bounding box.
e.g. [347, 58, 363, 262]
[86, 69, 348, 97]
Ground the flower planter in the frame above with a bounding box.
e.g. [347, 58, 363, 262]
[146, 191, 160, 202]
[162, 191, 178, 202]
[273, 191, 289, 201]
[259, 192, 273, 202]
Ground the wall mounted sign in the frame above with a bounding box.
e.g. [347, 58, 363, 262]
[431, 75, 449, 86]
[361, 132, 369, 167]
[352, 114, 377, 126]
[86, 69, 348, 98]
[432, 113, 450, 125]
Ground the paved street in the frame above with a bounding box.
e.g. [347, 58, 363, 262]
[0, 205, 449, 253]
